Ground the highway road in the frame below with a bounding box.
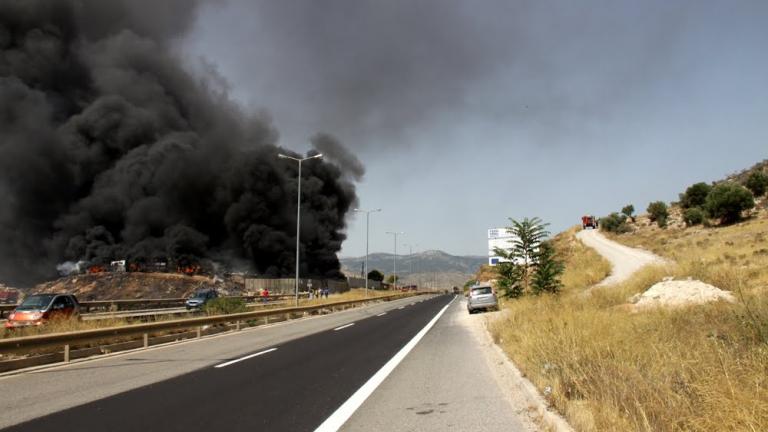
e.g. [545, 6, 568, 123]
[0, 294, 535, 431]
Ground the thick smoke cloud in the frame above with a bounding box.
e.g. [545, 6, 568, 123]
[0, 0, 360, 286]
[310, 133, 365, 182]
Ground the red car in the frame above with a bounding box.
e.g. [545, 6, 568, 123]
[5, 294, 81, 328]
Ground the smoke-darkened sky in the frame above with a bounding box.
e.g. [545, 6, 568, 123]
[5, 1, 766, 281]
[183, 0, 767, 259]
[185, 0, 768, 258]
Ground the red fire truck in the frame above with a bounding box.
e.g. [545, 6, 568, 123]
[581, 215, 598, 229]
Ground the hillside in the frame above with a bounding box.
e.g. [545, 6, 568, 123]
[486, 159, 768, 431]
[340, 250, 486, 287]
[34, 272, 245, 300]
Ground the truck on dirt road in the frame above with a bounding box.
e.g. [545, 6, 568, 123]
[582, 215, 598, 229]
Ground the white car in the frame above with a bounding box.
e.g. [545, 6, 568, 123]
[467, 285, 498, 313]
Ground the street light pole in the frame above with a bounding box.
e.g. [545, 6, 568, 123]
[353, 208, 381, 298]
[278, 152, 323, 307]
[403, 243, 413, 286]
[385, 231, 404, 290]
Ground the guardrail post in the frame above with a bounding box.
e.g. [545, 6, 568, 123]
[235, 320, 241, 331]
[264, 316, 268, 325]
[143, 333, 148, 348]
[64, 344, 70, 363]
[285, 313, 291, 321]
[196, 326, 202, 338]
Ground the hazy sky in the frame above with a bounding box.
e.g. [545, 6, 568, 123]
[183, 0, 767, 257]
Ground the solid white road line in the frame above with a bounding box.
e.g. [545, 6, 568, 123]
[314, 296, 457, 432]
[214, 348, 277, 368]
[397, 306, 404, 310]
[334, 323, 355, 331]
[376, 312, 387, 317]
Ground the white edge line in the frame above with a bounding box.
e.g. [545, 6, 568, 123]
[214, 347, 277, 368]
[397, 306, 404, 310]
[376, 312, 387, 317]
[333, 323, 355, 331]
[314, 296, 457, 432]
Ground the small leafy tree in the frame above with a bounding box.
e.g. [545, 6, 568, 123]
[494, 217, 550, 296]
[647, 201, 669, 227]
[367, 269, 384, 282]
[682, 207, 705, 226]
[621, 204, 635, 222]
[531, 241, 564, 295]
[745, 171, 768, 197]
[495, 261, 525, 298]
[705, 183, 755, 224]
[385, 274, 399, 284]
[600, 213, 630, 233]
[680, 182, 712, 208]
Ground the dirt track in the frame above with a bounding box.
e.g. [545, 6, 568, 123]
[575, 229, 668, 286]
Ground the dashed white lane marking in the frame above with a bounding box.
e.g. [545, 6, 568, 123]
[376, 312, 387, 317]
[314, 296, 457, 432]
[214, 348, 277, 368]
[334, 323, 355, 331]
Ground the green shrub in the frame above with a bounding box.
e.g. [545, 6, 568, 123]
[600, 213, 631, 233]
[203, 297, 247, 315]
[531, 241, 564, 295]
[647, 201, 669, 227]
[621, 204, 635, 221]
[683, 207, 705, 226]
[679, 182, 712, 208]
[745, 171, 768, 197]
[705, 182, 755, 224]
[367, 269, 384, 282]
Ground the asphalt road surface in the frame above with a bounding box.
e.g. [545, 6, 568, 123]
[0, 294, 533, 431]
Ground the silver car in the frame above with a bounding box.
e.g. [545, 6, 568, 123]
[467, 285, 498, 314]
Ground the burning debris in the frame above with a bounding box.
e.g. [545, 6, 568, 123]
[0, 1, 362, 287]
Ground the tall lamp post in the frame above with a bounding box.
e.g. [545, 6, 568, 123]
[403, 243, 413, 287]
[385, 231, 404, 290]
[353, 208, 381, 298]
[278, 152, 323, 306]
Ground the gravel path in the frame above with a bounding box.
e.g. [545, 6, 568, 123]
[575, 229, 668, 286]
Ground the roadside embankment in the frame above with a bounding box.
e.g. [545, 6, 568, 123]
[485, 223, 768, 431]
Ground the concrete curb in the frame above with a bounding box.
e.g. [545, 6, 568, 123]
[478, 319, 575, 432]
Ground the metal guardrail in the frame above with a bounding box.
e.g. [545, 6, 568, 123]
[0, 292, 426, 357]
[0, 294, 305, 318]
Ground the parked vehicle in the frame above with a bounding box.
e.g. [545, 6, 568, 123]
[0, 289, 19, 304]
[185, 289, 218, 310]
[467, 284, 498, 314]
[4, 294, 81, 328]
[582, 215, 598, 229]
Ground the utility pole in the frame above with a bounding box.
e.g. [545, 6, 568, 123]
[353, 208, 381, 297]
[385, 231, 404, 290]
[278, 152, 323, 306]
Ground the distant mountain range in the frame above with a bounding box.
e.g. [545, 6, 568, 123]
[339, 250, 486, 287]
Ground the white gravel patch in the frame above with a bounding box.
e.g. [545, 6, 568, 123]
[631, 278, 736, 309]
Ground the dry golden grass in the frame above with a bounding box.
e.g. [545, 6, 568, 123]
[552, 227, 612, 291]
[605, 215, 768, 297]
[2, 316, 131, 339]
[297, 288, 401, 307]
[489, 220, 768, 431]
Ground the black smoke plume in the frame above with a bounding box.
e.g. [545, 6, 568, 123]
[0, 0, 360, 286]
